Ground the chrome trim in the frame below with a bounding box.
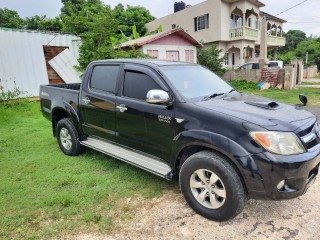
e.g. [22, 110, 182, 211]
[146, 89, 170, 104]
[116, 104, 127, 113]
[302, 132, 317, 144]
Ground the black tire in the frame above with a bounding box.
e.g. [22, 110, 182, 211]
[179, 150, 247, 221]
[56, 118, 85, 156]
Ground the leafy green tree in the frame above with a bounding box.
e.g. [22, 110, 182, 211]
[112, 4, 155, 37]
[197, 44, 225, 76]
[25, 15, 63, 31]
[281, 30, 307, 53]
[0, 8, 24, 29]
[294, 37, 320, 68]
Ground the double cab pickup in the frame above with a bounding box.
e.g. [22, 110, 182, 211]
[40, 59, 320, 221]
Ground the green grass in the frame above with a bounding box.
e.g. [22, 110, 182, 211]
[240, 88, 320, 106]
[0, 101, 177, 239]
[230, 80, 320, 106]
[301, 81, 320, 85]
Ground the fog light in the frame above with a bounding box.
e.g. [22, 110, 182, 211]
[277, 180, 285, 190]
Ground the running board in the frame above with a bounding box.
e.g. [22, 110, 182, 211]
[81, 137, 172, 178]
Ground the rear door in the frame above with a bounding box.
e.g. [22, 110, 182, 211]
[79, 64, 121, 141]
[116, 64, 175, 161]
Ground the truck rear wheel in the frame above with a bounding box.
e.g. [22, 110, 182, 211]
[179, 150, 246, 221]
[56, 118, 84, 156]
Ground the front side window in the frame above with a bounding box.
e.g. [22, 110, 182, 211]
[123, 71, 161, 101]
[90, 65, 120, 94]
[194, 14, 209, 31]
[161, 65, 233, 100]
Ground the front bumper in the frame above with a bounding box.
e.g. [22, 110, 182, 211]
[248, 145, 320, 200]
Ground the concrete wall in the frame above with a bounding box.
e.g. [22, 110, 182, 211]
[223, 69, 261, 82]
[304, 65, 318, 78]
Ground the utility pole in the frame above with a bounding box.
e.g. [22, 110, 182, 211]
[306, 52, 308, 65]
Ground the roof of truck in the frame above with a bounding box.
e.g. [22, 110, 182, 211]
[91, 59, 196, 67]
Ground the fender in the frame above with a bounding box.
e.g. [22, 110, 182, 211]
[171, 129, 265, 193]
[51, 101, 84, 139]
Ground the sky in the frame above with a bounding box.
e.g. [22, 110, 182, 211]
[0, 0, 319, 36]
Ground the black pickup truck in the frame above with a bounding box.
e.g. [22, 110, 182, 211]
[40, 59, 320, 221]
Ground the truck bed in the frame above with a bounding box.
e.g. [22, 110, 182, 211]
[40, 83, 81, 121]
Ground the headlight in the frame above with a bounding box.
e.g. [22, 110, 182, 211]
[250, 131, 306, 155]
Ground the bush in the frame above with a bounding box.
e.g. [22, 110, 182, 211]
[0, 80, 27, 105]
[229, 79, 258, 91]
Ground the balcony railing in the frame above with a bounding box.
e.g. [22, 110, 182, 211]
[230, 27, 286, 46]
[267, 35, 286, 46]
[230, 27, 258, 39]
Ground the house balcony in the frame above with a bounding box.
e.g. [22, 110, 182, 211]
[267, 35, 286, 46]
[230, 27, 258, 41]
[230, 27, 286, 47]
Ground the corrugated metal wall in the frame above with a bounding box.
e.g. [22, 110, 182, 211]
[0, 28, 81, 97]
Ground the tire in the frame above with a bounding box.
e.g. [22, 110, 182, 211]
[179, 150, 247, 221]
[56, 118, 85, 156]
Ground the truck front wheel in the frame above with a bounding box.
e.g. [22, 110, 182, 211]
[56, 118, 84, 156]
[179, 150, 247, 221]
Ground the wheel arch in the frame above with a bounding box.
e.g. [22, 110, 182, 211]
[171, 130, 260, 193]
[51, 102, 82, 138]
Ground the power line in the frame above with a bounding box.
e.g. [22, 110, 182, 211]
[275, 0, 310, 16]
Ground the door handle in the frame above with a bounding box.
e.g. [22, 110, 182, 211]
[116, 104, 127, 113]
[82, 97, 91, 104]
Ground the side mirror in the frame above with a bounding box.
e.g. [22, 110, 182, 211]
[299, 94, 308, 106]
[146, 89, 171, 105]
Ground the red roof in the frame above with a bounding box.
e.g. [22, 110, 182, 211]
[116, 28, 201, 49]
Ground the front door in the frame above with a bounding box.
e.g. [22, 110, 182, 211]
[80, 64, 121, 141]
[166, 51, 180, 61]
[116, 64, 175, 161]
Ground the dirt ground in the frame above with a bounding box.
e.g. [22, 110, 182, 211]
[74, 180, 320, 240]
[72, 108, 320, 240]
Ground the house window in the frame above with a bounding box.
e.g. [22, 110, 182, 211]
[147, 50, 159, 59]
[230, 14, 242, 28]
[172, 24, 176, 29]
[194, 14, 209, 32]
[185, 50, 194, 63]
[225, 52, 229, 65]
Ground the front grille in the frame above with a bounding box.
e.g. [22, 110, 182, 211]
[298, 124, 314, 137]
[298, 122, 320, 150]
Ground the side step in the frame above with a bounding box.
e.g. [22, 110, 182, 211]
[81, 137, 172, 178]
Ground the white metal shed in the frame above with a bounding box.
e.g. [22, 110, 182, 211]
[0, 28, 81, 97]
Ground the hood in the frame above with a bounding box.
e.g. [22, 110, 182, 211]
[194, 93, 316, 131]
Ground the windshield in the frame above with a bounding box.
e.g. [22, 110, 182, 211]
[160, 65, 234, 101]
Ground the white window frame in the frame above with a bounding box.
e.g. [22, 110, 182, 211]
[194, 14, 209, 32]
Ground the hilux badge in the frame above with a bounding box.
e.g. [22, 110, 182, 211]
[158, 115, 171, 123]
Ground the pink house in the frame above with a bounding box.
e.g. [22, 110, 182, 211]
[116, 28, 201, 63]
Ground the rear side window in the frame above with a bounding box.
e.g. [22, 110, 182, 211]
[90, 65, 120, 94]
[123, 71, 161, 100]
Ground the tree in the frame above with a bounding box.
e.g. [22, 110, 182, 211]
[0, 8, 24, 29]
[112, 4, 155, 37]
[197, 44, 225, 76]
[281, 30, 307, 53]
[294, 37, 320, 68]
[25, 15, 63, 31]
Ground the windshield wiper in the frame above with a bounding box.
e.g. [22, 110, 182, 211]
[223, 89, 237, 98]
[202, 93, 224, 101]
